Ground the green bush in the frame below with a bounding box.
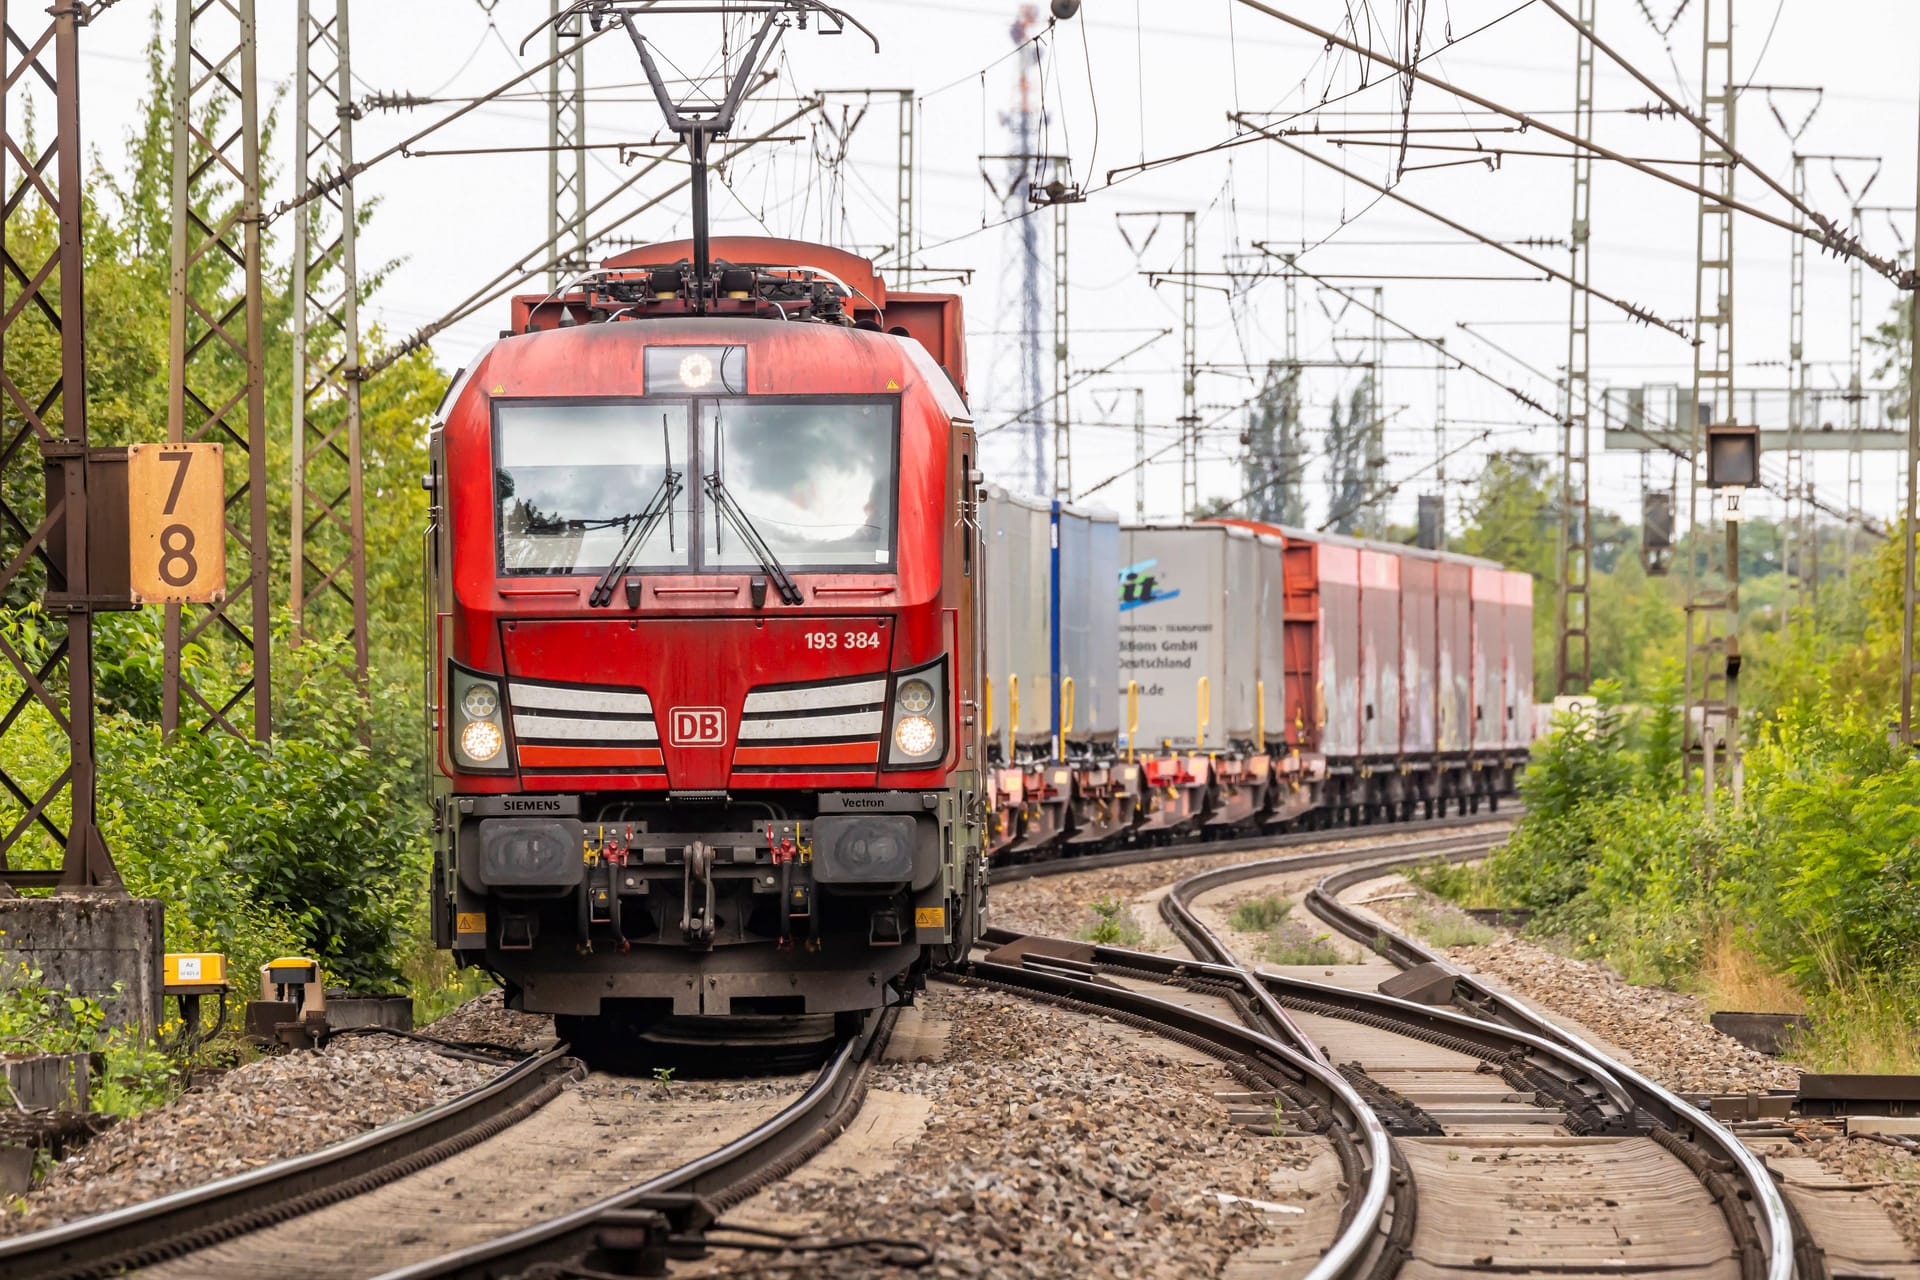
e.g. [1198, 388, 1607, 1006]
[1, 607, 427, 992]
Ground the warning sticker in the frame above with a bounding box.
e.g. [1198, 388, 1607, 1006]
[914, 907, 946, 928]
[456, 912, 486, 934]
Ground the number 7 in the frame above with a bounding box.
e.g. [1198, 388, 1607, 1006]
[159, 450, 192, 515]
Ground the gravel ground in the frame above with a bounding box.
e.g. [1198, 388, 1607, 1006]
[422, 986, 555, 1051]
[1789, 1123, 1920, 1255]
[689, 984, 1343, 1279]
[1350, 876, 1798, 1094]
[4, 1036, 496, 1236]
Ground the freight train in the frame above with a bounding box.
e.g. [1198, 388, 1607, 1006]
[422, 235, 1534, 1039]
[977, 495, 1534, 857]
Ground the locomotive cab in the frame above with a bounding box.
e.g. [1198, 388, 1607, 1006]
[425, 239, 984, 1032]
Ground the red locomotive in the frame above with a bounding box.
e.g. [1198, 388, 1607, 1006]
[425, 237, 986, 1040]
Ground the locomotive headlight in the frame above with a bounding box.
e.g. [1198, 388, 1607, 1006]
[678, 352, 714, 389]
[883, 658, 948, 770]
[644, 345, 748, 394]
[896, 679, 935, 716]
[449, 662, 513, 773]
[893, 715, 937, 758]
[462, 720, 505, 762]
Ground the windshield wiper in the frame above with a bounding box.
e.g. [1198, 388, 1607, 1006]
[588, 469, 684, 608]
[702, 473, 804, 605]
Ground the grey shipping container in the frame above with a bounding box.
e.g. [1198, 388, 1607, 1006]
[1056, 502, 1121, 743]
[981, 486, 1053, 751]
[1118, 524, 1259, 751]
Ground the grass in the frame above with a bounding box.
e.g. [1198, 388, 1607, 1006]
[1407, 859, 1504, 910]
[1230, 896, 1293, 932]
[1697, 931, 1807, 1015]
[1791, 978, 1920, 1074]
[1260, 934, 1348, 966]
[1081, 897, 1146, 948]
[1227, 895, 1348, 966]
[410, 958, 497, 1027]
[1406, 904, 1496, 949]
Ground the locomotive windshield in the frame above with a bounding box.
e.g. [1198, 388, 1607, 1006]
[495, 403, 694, 575]
[492, 398, 896, 576]
[702, 401, 896, 568]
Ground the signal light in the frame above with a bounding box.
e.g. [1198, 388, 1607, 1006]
[1705, 423, 1759, 489]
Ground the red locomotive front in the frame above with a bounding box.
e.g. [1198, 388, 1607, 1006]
[425, 238, 984, 1042]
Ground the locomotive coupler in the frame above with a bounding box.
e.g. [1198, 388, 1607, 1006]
[682, 841, 716, 949]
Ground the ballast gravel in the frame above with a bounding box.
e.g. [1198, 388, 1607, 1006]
[690, 983, 1341, 1280]
[4, 1005, 511, 1236]
[423, 986, 555, 1052]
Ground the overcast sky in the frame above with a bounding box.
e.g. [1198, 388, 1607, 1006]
[66, 1, 1920, 537]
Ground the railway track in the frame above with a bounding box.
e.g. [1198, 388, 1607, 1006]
[989, 820, 1804, 1279]
[0, 1016, 902, 1280]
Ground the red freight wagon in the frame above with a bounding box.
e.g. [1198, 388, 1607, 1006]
[1315, 540, 1363, 761]
[1435, 556, 1474, 756]
[1504, 569, 1536, 752]
[1211, 520, 1516, 820]
[1358, 547, 1401, 760]
[1398, 550, 1439, 758]
[1471, 566, 1507, 755]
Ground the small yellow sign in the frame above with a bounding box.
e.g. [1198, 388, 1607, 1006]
[914, 906, 946, 929]
[456, 912, 487, 934]
[885, 379, 901, 391]
[163, 952, 227, 987]
[128, 443, 225, 604]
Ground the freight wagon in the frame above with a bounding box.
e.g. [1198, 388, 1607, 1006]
[980, 502, 1534, 854]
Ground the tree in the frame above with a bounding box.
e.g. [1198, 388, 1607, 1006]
[1239, 360, 1305, 526]
[1326, 378, 1371, 534]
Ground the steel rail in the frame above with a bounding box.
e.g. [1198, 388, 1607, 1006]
[989, 807, 1520, 886]
[981, 920, 1639, 1130]
[0, 1045, 582, 1280]
[952, 955, 1397, 1280]
[376, 1008, 898, 1280]
[1156, 832, 1513, 1066]
[1303, 857, 1799, 1280]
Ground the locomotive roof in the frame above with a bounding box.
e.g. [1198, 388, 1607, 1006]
[451, 314, 969, 424]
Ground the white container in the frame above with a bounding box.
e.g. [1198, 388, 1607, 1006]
[1055, 503, 1120, 743]
[1118, 524, 1259, 751]
[982, 486, 1053, 751]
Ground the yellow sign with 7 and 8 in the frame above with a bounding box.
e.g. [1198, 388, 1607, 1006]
[127, 443, 225, 604]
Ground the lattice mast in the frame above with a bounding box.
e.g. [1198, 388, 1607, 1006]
[1556, 0, 1595, 697]
[1012, 6, 1045, 493]
[548, 0, 589, 287]
[167, 0, 271, 740]
[291, 0, 369, 684]
[1681, 0, 1739, 798]
[0, 2, 120, 888]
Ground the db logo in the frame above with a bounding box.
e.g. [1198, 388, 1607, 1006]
[670, 707, 727, 746]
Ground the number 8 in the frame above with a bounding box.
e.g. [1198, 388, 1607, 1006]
[158, 523, 198, 587]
